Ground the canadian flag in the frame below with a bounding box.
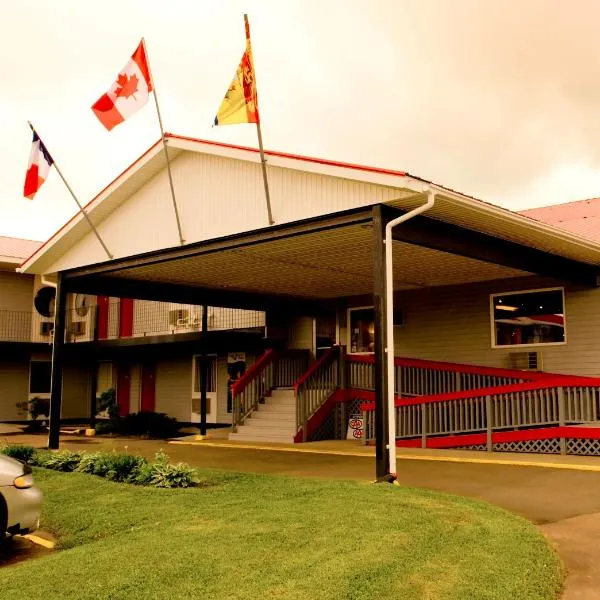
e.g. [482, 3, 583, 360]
[92, 40, 153, 131]
[24, 127, 54, 200]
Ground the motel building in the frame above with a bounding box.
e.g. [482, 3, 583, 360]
[10, 134, 600, 478]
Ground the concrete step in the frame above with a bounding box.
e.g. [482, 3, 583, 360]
[269, 390, 296, 400]
[229, 432, 295, 444]
[236, 422, 296, 434]
[265, 397, 295, 406]
[251, 412, 296, 423]
[257, 406, 296, 416]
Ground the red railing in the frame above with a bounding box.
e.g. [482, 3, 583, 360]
[294, 346, 340, 443]
[231, 349, 277, 431]
[357, 374, 600, 451]
[231, 348, 276, 397]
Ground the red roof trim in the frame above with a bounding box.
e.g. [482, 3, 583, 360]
[167, 133, 408, 178]
[21, 133, 411, 270]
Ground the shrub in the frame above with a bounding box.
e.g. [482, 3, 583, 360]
[118, 412, 180, 439]
[134, 450, 198, 488]
[76, 452, 147, 483]
[97, 388, 119, 420]
[34, 450, 83, 472]
[0, 444, 37, 464]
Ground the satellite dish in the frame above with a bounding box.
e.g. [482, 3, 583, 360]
[74, 294, 90, 317]
[34, 286, 56, 318]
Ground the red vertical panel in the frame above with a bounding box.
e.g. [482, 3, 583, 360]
[140, 363, 156, 412]
[119, 298, 134, 338]
[117, 364, 131, 417]
[97, 296, 109, 340]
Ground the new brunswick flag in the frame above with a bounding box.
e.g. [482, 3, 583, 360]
[214, 15, 259, 125]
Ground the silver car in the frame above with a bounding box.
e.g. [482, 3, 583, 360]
[0, 455, 43, 539]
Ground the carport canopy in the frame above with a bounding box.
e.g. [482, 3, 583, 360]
[18, 134, 600, 478]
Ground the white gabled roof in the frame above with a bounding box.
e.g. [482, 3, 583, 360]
[19, 133, 600, 275]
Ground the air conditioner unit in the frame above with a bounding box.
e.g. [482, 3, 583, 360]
[508, 351, 543, 371]
[70, 321, 86, 337]
[40, 321, 54, 336]
[169, 309, 189, 327]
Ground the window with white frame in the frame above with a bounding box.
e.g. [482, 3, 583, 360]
[491, 288, 565, 347]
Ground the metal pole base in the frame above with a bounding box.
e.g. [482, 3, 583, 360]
[373, 473, 398, 485]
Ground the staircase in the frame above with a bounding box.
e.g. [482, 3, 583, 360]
[229, 388, 296, 443]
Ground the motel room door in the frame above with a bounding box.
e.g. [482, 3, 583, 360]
[140, 362, 156, 412]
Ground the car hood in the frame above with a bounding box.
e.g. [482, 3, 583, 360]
[0, 455, 27, 485]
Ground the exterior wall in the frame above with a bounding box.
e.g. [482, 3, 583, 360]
[155, 356, 193, 422]
[0, 271, 34, 311]
[62, 361, 91, 419]
[129, 363, 141, 413]
[0, 272, 35, 343]
[46, 152, 406, 273]
[288, 317, 315, 355]
[0, 360, 30, 420]
[342, 275, 600, 378]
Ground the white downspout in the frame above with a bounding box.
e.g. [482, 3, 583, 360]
[41, 275, 57, 288]
[385, 189, 436, 477]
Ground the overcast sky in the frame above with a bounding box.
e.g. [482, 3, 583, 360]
[2, 0, 600, 241]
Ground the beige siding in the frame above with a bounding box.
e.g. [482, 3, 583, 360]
[0, 271, 34, 311]
[0, 361, 30, 420]
[339, 276, 600, 378]
[155, 356, 192, 422]
[62, 361, 91, 419]
[288, 317, 315, 354]
[216, 357, 230, 425]
[385, 276, 600, 377]
[45, 151, 407, 273]
[129, 363, 141, 413]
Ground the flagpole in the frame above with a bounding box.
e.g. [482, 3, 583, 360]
[28, 122, 113, 260]
[255, 120, 274, 226]
[142, 37, 185, 246]
[243, 14, 274, 226]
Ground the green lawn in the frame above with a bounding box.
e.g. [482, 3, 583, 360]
[1, 468, 562, 600]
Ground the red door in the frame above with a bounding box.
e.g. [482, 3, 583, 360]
[140, 363, 156, 413]
[119, 299, 134, 338]
[117, 364, 131, 417]
[97, 296, 109, 340]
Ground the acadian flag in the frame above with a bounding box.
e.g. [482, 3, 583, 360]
[23, 125, 54, 200]
[214, 15, 260, 125]
[92, 40, 153, 131]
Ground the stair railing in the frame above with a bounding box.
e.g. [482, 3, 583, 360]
[295, 346, 340, 442]
[231, 349, 277, 432]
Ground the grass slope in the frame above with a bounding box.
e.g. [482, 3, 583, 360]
[0, 468, 562, 600]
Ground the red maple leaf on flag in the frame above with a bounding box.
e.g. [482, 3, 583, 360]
[115, 73, 139, 99]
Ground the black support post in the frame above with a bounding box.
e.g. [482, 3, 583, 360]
[88, 361, 98, 431]
[372, 206, 390, 479]
[48, 274, 67, 450]
[199, 304, 208, 437]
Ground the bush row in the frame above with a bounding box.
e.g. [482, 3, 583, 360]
[0, 444, 198, 488]
[95, 411, 181, 439]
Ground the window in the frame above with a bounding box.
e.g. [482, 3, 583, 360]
[491, 288, 565, 347]
[348, 307, 375, 354]
[30, 361, 52, 394]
